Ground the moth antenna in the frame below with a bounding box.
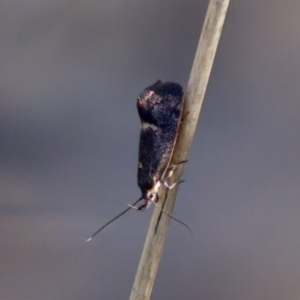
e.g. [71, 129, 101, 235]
[150, 200, 192, 234]
[86, 197, 142, 242]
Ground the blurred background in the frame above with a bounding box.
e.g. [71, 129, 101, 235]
[1, 1, 300, 299]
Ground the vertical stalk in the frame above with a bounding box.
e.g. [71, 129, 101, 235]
[129, 1, 230, 299]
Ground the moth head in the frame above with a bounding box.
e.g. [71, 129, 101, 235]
[148, 192, 158, 203]
[138, 192, 158, 210]
[143, 181, 161, 205]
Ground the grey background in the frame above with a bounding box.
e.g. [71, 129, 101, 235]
[1, 1, 300, 299]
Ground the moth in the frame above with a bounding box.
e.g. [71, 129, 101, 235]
[87, 81, 186, 241]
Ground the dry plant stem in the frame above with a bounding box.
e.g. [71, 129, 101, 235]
[129, 1, 230, 299]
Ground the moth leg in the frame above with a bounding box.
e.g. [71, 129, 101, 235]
[161, 160, 187, 189]
[128, 197, 145, 210]
[128, 202, 150, 210]
[163, 179, 185, 189]
[128, 204, 139, 210]
[162, 160, 187, 181]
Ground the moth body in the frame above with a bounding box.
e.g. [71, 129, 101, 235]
[136, 81, 184, 209]
[86, 81, 185, 240]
